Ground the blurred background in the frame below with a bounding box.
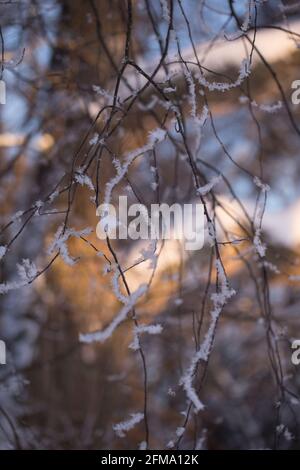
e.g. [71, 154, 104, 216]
[1, 0, 300, 450]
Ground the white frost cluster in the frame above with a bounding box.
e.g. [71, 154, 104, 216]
[48, 189, 59, 204]
[207, 221, 217, 247]
[160, 0, 170, 22]
[80, 284, 147, 343]
[195, 429, 207, 450]
[0, 245, 7, 260]
[111, 268, 128, 304]
[17, 258, 38, 282]
[92, 84, 113, 104]
[48, 225, 92, 266]
[253, 176, 270, 192]
[34, 200, 44, 210]
[166, 440, 175, 449]
[129, 323, 163, 351]
[241, 0, 254, 32]
[262, 261, 280, 274]
[197, 175, 221, 196]
[0, 258, 38, 294]
[89, 133, 100, 146]
[113, 412, 144, 438]
[74, 168, 94, 191]
[176, 426, 185, 438]
[11, 210, 24, 223]
[276, 424, 294, 441]
[240, 96, 282, 114]
[196, 58, 250, 92]
[139, 240, 157, 270]
[184, 68, 197, 118]
[253, 229, 266, 258]
[180, 259, 235, 412]
[148, 127, 167, 145]
[104, 128, 166, 205]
